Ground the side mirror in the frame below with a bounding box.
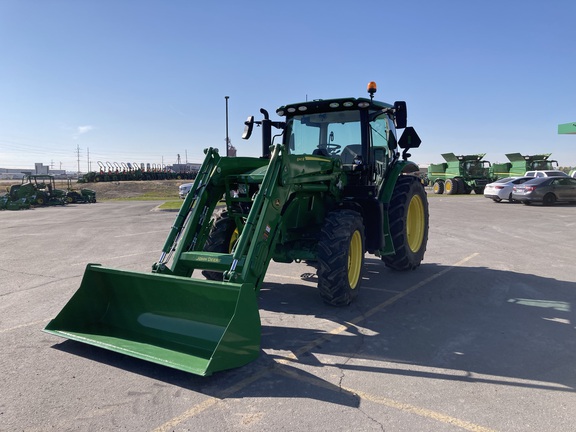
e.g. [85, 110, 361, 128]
[393, 101, 407, 129]
[398, 127, 421, 149]
[242, 116, 255, 140]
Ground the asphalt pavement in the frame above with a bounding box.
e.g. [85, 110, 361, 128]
[1, 196, 575, 431]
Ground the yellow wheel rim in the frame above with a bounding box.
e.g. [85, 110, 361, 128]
[445, 181, 452, 193]
[407, 195, 425, 253]
[348, 230, 362, 289]
[228, 228, 239, 252]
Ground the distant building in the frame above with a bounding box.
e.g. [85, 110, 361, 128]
[0, 163, 66, 180]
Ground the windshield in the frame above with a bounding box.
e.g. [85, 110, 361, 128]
[285, 111, 361, 156]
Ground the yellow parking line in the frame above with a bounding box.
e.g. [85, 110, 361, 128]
[276, 366, 496, 432]
[151, 253, 484, 432]
[0, 319, 50, 334]
[152, 368, 271, 432]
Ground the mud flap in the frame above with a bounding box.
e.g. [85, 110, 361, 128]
[44, 264, 261, 376]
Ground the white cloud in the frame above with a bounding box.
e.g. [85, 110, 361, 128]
[73, 125, 95, 139]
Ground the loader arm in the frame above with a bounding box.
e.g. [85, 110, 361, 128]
[226, 143, 286, 288]
[163, 143, 288, 291]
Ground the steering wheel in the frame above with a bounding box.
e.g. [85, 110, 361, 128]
[326, 143, 341, 155]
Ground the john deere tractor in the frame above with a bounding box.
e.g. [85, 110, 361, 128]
[45, 82, 429, 376]
[64, 178, 96, 203]
[23, 174, 67, 206]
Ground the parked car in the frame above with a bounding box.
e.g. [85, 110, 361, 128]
[484, 177, 532, 202]
[524, 170, 568, 178]
[569, 169, 576, 178]
[512, 176, 576, 205]
[178, 182, 194, 199]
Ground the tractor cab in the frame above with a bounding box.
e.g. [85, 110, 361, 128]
[276, 82, 420, 189]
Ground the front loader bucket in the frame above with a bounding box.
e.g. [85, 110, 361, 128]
[44, 264, 261, 376]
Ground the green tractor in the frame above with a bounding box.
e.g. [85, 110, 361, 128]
[20, 174, 67, 206]
[64, 178, 97, 203]
[45, 82, 429, 376]
[428, 153, 493, 195]
[0, 182, 35, 210]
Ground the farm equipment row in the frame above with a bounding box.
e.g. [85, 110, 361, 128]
[0, 175, 96, 210]
[79, 161, 197, 183]
[427, 153, 561, 195]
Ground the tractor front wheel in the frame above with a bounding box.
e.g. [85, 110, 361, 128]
[317, 209, 365, 306]
[382, 175, 429, 271]
[202, 210, 239, 281]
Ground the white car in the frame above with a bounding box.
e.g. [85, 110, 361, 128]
[484, 177, 533, 202]
[178, 182, 194, 199]
[524, 170, 568, 178]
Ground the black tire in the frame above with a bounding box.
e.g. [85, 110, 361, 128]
[454, 178, 465, 194]
[433, 180, 444, 194]
[473, 187, 484, 195]
[202, 211, 238, 281]
[317, 209, 365, 306]
[542, 193, 556, 206]
[382, 175, 429, 271]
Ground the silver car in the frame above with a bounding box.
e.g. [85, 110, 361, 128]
[178, 182, 194, 199]
[512, 176, 576, 205]
[484, 177, 532, 203]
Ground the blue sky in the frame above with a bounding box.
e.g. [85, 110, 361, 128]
[1, 0, 575, 172]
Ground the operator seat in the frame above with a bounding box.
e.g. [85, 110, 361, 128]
[340, 145, 362, 166]
[312, 148, 330, 157]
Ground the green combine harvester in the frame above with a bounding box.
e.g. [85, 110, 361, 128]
[44, 82, 430, 376]
[428, 153, 493, 195]
[490, 153, 559, 179]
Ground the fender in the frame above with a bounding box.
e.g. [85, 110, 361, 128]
[377, 159, 420, 255]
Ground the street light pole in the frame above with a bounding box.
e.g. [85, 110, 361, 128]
[225, 96, 230, 157]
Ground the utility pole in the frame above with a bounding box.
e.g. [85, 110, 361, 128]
[225, 96, 230, 157]
[76, 144, 81, 174]
[87, 147, 90, 173]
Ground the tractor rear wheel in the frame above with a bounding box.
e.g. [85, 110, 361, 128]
[202, 210, 239, 281]
[317, 209, 364, 306]
[382, 175, 429, 271]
